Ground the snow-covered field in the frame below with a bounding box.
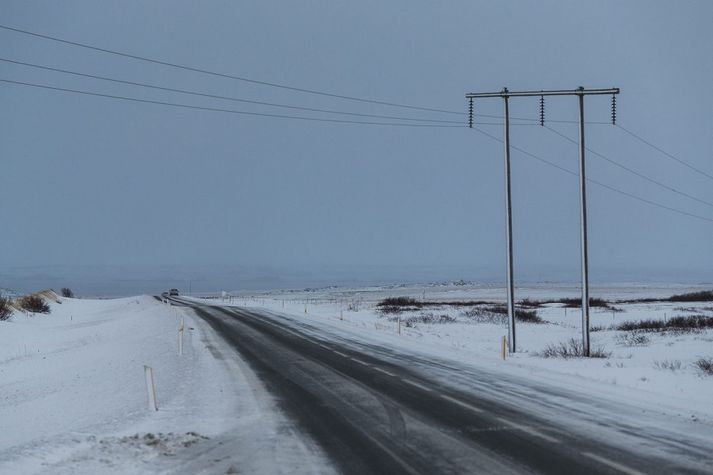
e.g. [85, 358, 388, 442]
[0, 295, 331, 474]
[2, 282, 711, 473]
[206, 282, 713, 423]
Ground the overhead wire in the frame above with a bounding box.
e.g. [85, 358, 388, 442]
[544, 125, 713, 209]
[2, 74, 710, 222]
[470, 126, 713, 224]
[615, 124, 713, 182]
[0, 24, 617, 127]
[0, 57, 465, 124]
[0, 77, 469, 128]
[510, 116, 610, 125]
[0, 23, 464, 116]
[0, 23, 617, 126]
[1, 23, 709, 223]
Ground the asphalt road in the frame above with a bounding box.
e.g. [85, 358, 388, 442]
[170, 298, 711, 474]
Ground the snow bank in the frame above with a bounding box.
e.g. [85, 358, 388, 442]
[0, 295, 332, 474]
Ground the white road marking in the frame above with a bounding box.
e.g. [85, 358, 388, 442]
[581, 452, 646, 475]
[401, 378, 433, 392]
[439, 394, 483, 413]
[496, 418, 560, 444]
[333, 350, 349, 358]
[350, 357, 370, 366]
[373, 367, 397, 377]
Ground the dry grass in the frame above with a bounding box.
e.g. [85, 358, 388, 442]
[694, 357, 713, 376]
[402, 313, 456, 327]
[653, 359, 682, 371]
[0, 298, 12, 321]
[616, 315, 713, 332]
[18, 295, 50, 314]
[538, 338, 611, 359]
[463, 305, 543, 324]
[615, 331, 651, 347]
[668, 290, 713, 302]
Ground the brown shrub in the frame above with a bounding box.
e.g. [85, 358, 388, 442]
[19, 295, 50, 314]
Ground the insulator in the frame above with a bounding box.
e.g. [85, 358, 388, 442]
[611, 94, 617, 125]
[539, 95, 545, 126]
[468, 98, 474, 128]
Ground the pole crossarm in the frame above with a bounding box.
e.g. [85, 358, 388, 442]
[466, 87, 619, 99]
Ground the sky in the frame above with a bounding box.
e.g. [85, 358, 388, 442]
[1, 1, 711, 294]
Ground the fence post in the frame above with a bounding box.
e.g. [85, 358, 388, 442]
[144, 365, 158, 411]
[178, 317, 184, 356]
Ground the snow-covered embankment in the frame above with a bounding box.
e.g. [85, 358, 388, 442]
[0, 295, 330, 474]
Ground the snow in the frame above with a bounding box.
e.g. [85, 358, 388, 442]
[2, 283, 711, 472]
[202, 282, 713, 424]
[0, 295, 332, 474]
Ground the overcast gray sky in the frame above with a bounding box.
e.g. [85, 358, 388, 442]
[1, 1, 711, 294]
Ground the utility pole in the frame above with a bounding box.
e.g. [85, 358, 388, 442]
[502, 89, 516, 353]
[576, 89, 590, 356]
[465, 86, 619, 356]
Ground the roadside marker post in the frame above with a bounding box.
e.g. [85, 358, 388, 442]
[178, 316, 184, 356]
[501, 336, 507, 361]
[144, 365, 158, 411]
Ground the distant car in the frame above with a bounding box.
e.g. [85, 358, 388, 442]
[169, 288, 179, 296]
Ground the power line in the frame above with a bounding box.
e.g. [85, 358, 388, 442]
[616, 124, 713, 182]
[475, 111, 609, 125]
[0, 24, 614, 126]
[0, 56, 541, 128]
[0, 57, 467, 124]
[544, 125, 713, 209]
[0, 23, 464, 116]
[470, 126, 713, 224]
[2, 37, 706, 223]
[0, 77, 471, 128]
[519, 117, 610, 125]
